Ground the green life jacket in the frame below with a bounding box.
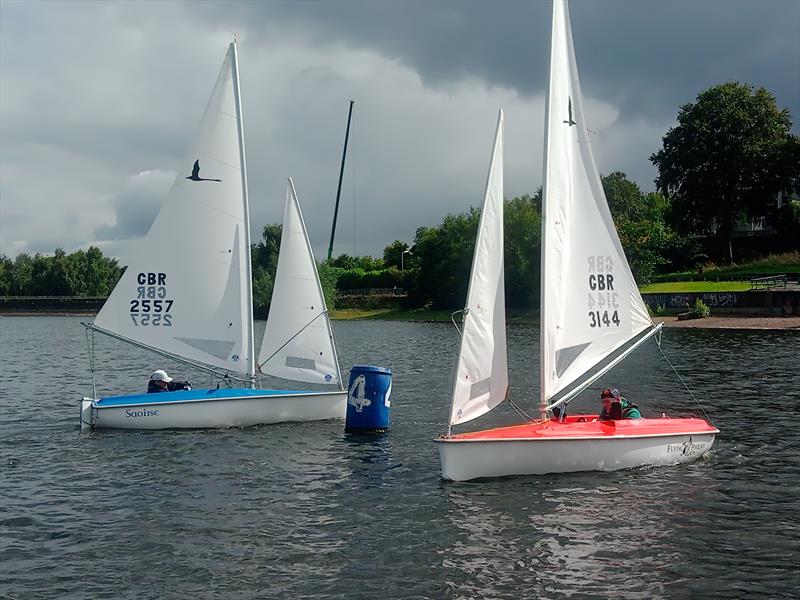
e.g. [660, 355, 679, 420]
[621, 398, 641, 419]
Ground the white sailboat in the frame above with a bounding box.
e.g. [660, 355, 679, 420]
[436, 0, 718, 481]
[80, 41, 346, 430]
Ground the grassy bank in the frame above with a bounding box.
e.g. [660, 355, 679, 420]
[639, 281, 751, 293]
[653, 252, 799, 282]
[331, 308, 457, 322]
[330, 308, 539, 323]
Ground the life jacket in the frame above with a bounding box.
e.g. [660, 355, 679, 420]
[621, 398, 641, 419]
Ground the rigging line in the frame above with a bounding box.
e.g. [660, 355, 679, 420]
[508, 397, 536, 423]
[85, 326, 97, 399]
[655, 335, 713, 423]
[257, 310, 328, 369]
[450, 309, 465, 336]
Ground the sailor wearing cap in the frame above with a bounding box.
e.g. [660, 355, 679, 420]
[147, 370, 191, 393]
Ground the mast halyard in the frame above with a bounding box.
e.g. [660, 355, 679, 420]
[327, 100, 355, 261]
[231, 39, 256, 387]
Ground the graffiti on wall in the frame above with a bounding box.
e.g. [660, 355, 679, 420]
[643, 293, 738, 309]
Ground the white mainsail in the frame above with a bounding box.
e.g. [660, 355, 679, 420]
[257, 179, 342, 387]
[448, 110, 508, 426]
[540, 0, 652, 404]
[94, 42, 254, 377]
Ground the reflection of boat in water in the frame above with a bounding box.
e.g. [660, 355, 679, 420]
[440, 474, 705, 596]
[80, 42, 346, 430]
[436, 0, 717, 481]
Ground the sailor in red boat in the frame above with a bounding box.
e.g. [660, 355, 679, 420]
[598, 388, 641, 420]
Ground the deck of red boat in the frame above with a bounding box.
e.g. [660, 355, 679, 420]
[446, 415, 719, 441]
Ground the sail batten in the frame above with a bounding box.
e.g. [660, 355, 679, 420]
[93, 43, 253, 376]
[541, 0, 652, 403]
[448, 110, 508, 427]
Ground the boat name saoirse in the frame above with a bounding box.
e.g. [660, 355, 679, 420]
[125, 409, 160, 418]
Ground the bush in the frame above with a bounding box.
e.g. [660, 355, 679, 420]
[647, 303, 667, 317]
[691, 298, 711, 318]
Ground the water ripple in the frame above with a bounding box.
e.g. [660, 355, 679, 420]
[0, 317, 798, 598]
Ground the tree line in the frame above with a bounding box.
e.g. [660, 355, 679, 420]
[0, 247, 123, 297]
[3, 82, 798, 313]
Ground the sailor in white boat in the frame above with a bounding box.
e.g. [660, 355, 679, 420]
[598, 388, 641, 420]
[147, 370, 191, 394]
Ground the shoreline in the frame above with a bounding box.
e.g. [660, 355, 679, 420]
[653, 315, 800, 330]
[5, 310, 798, 330]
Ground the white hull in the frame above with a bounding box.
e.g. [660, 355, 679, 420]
[80, 391, 347, 430]
[437, 432, 717, 481]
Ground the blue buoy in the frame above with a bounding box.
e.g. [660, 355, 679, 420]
[345, 365, 392, 432]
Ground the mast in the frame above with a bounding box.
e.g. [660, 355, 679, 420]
[539, 0, 558, 420]
[327, 100, 355, 261]
[231, 39, 256, 387]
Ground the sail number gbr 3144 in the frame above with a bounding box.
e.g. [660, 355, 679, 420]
[129, 272, 174, 326]
[587, 255, 620, 328]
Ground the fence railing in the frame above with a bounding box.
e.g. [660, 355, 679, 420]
[749, 275, 787, 290]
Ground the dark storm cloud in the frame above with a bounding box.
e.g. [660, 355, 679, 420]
[1, 0, 797, 258]
[192, 0, 799, 124]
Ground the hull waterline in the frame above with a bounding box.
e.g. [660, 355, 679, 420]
[80, 388, 347, 430]
[436, 416, 719, 481]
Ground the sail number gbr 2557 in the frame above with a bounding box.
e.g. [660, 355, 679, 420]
[129, 272, 174, 326]
[587, 255, 620, 328]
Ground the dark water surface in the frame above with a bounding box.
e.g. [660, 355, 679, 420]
[1, 316, 798, 599]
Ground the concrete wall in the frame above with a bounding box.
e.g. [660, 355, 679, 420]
[642, 290, 800, 315]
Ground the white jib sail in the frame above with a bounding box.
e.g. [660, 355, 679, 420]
[94, 43, 253, 376]
[449, 110, 509, 426]
[540, 0, 652, 403]
[257, 179, 342, 386]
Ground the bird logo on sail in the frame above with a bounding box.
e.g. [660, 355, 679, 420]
[348, 375, 371, 413]
[563, 98, 577, 127]
[186, 159, 222, 182]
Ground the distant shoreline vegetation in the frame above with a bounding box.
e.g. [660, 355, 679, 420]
[3, 83, 798, 314]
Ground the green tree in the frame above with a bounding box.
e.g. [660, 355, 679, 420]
[600, 173, 672, 283]
[251, 266, 274, 319]
[603, 172, 649, 223]
[11, 254, 33, 295]
[252, 224, 282, 272]
[317, 262, 340, 310]
[382, 240, 411, 270]
[83, 246, 123, 296]
[410, 209, 481, 309]
[0, 255, 12, 295]
[330, 254, 357, 270]
[29, 254, 53, 295]
[352, 255, 384, 271]
[650, 81, 800, 259]
[250, 224, 282, 316]
[504, 195, 541, 308]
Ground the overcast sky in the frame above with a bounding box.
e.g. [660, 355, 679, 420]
[1, 0, 798, 261]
